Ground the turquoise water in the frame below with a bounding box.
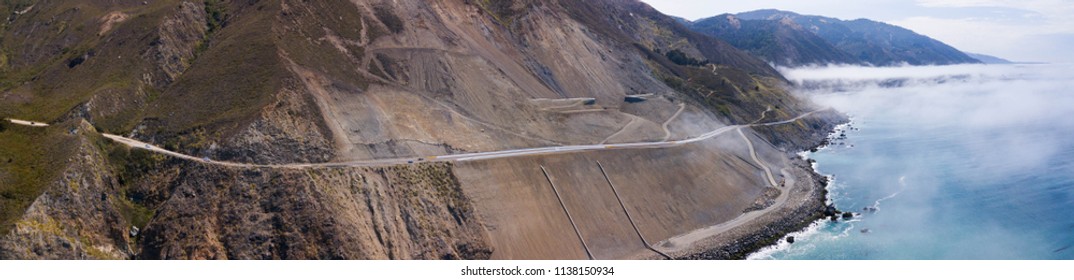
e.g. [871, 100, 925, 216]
[752, 64, 1074, 260]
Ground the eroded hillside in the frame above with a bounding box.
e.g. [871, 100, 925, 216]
[0, 0, 844, 259]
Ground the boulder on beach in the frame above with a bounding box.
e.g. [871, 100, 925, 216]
[786, 236, 795, 244]
[823, 205, 838, 217]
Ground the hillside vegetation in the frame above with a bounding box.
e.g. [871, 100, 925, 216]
[0, 0, 843, 259]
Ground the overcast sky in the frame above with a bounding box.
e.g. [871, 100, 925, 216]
[640, 0, 1074, 63]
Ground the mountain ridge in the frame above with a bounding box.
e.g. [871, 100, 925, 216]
[965, 52, 1013, 64]
[687, 9, 981, 66]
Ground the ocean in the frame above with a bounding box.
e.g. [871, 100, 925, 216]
[750, 63, 1074, 260]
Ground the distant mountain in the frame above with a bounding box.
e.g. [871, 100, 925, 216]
[687, 9, 981, 66]
[964, 52, 1013, 64]
[688, 14, 857, 66]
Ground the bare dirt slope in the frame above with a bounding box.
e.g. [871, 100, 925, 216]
[0, 0, 844, 259]
[286, 0, 732, 161]
[456, 129, 788, 259]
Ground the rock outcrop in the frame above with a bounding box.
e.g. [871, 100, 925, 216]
[135, 163, 489, 259]
[0, 121, 130, 259]
[0, 0, 845, 259]
[142, 1, 209, 88]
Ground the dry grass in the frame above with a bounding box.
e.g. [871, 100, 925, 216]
[0, 122, 78, 236]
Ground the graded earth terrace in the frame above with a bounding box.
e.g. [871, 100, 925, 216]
[0, 0, 844, 259]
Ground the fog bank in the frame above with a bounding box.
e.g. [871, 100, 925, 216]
[761, 63, 1074, 259]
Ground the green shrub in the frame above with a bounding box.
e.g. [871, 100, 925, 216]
[204, 0, 228, 34]
[665, 49, 709, 67]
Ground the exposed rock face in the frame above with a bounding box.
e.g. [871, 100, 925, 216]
[143, 1, 209, 88]
[135, 163, 489, 260]
[98, 11, 130, 36]
[214, 87, 336, 164]
[0, 0, 845, 260]
[0, 121, 130, 260]
[2, 125, 489, 259]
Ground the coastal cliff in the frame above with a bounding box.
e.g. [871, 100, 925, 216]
[0, 0, 845, 259]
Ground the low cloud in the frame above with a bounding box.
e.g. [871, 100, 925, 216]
[782, 63, 1074, 130]
[775, 63, 1074, 258]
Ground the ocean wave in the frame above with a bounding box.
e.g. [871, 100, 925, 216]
[746, 219, 828, 260]
[870, 176, 906, 211]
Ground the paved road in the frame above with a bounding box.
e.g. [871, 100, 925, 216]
[8, 108, 830, 257]
[34, 108, 826, 169]
[8, 108, 829, 170]
[6, 119, 50, 127]
[758, 109, 819, 126]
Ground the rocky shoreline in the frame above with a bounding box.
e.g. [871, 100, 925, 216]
[673, 158, 831, 260]
[672, 111, 850, 260]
